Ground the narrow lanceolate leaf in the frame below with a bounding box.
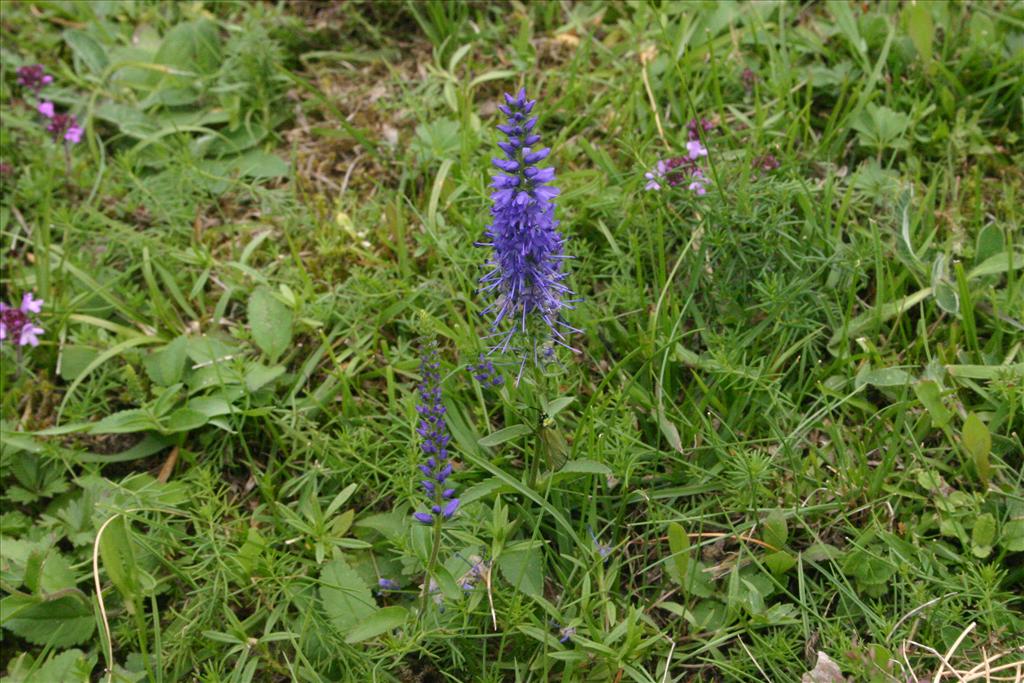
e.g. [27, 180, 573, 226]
[478, 424, 532, 448]
[666, 522, 690, 590]
[344, 606, 409, 644]
[98, 515, 139, 614]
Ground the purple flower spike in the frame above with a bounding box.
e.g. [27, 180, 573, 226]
[477, 89, 579, 373]
[0, 293, 44, 347]
[17, 65, 53, 94]
[470, 353, 505, 387]
[412, 343, 460, 525]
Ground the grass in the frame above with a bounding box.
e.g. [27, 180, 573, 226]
[1, 1, 1022, 681]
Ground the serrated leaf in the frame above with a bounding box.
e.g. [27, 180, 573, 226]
[961, 413, 991, 486]
[344, 606, 408, 644]
[40, 552, 76, 594]
[5, 648, 95, 683]
[497, 543, 544, 597]
[319, 557, 376, 634]
[666, 522, 690, 589]
[478, 424, 532, 448]
[248, 287, 293, 362]
[0, 593, 95, 647]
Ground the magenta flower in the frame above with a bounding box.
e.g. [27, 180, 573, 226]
[0, 293, 45, 347]
[17, 65, 53, 94]
[37, 101, 55, 119]
[45, 112, 82, 145]
[65, 124, 84, 144]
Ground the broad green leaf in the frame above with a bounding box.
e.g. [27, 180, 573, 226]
[855, 366, 913, 389]
[968, 251, 1023, 279]
[971, 513, 996, 558]
[1001, 521, 1024, 552]
[40, 552, 76, 594]
[162, 408, 209, 434]
[153, 19, 221, 75]
[497, 542, 544, 597]
[63, 29, 108, 74]
[319, 556, 376, 634]
[4, 648, 95, 683]
[143, 336, 188, 387]
[933, 281, 959, 315]
[914, 380, 951, 428]
[248, 287, 293, 362]
[762, 510, 788, 549]
[904, 2, 933, 73]
[764, 550, 797, 575]
[0, 593, 95, 647]
[961, 413, 991, 486]
[344, 606, 408, 644]
[666, 522, 690, 588]
[89, 409, 160, 435]
[543, 396, 575, 419]
[59, 346, 100, 382]
[245, 363, 286, 392]
[975, 224, 1004, 264]
[98, 516, 138, 612]
[478, 424, 532, 448]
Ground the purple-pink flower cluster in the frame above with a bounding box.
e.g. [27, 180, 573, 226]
[0, 293, 44, 347]
[16, 65, 53, 93]
[644, 118, 715, 195]
[413, 345, 459, 525]
[16, 63, 83, 145]
[38, 101, 83, 144]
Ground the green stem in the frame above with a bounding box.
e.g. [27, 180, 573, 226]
[528, 361, 548, 489]
[420, 517, 443, 616]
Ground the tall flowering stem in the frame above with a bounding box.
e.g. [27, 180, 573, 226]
[412, 344, 458, 613]
[478, 89, 577, 381]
